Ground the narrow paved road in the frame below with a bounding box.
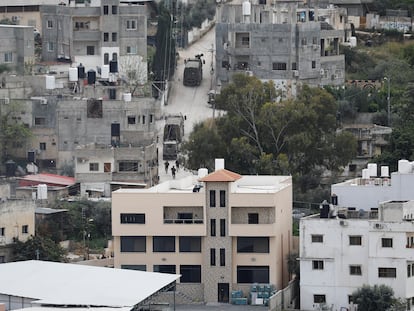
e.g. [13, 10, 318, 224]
[157, 27, 219, 181]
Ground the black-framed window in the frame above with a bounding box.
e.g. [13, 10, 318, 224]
[210, 248, 216, 266]
[112, 32, 117, 42]
[119, 161, 138, 172]
[154, 265, 176, 274]
[237, 266, 269, 283]
[220, 219, 226, 236]
[120, 213, 145, 224]
[104, 53, 109, 65]
[86, 46, 95, 55]
[349, 265, 362, 275]
[210, 190, 216, 207]
[153, 236, 175, 252]
[312, 234, 323, 243]
[180, 265, 201, 283]
[179, 236, 201, 252]
[349, 235, 362, 245]
[22, 225, 28, 234]
[121, 265, 146, 271]
[248, 213, 259, 224]
[120, 236, 146, 252]
[378, 267, 396, 278]
[220, 248, 225, 266]
[237, 237, 269, 253]
[211, 219, 216, 237]
[313, 295, 326, 303]
[312, 260, 324, 270]
[112, 5, 117, 14]
[220, 190, 226, 207]
[272, 62, 287, 70]
[103, 32, 109, 42]
[89, 163, 99, 171]
[103, 5, 108, 14]
[382, 238, 393, 248]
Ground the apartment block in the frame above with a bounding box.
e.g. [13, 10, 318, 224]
[215, 0, 347, 98]
[300, 200, 414, 310]
[112, 159, 293, 303]
[0, 25, 35, 74]
[332, 160, 414, 210]
[40, 0, 148, 78]
[0, 196, 35, 263]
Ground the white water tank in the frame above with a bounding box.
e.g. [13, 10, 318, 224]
[349, 36, 357, 47]
[45, 75, 55, 89]
[215, 158, 225, 171]
[37, 184, 48, 200]
[101, 65, 110, 79]
[362, 168, 369, 179]
[198, 168, 208, 178]
[69, 67, 78, 82]
[242, 0, 251, 15]
[123, 93, 132, 102]
[381, 166, 389, 177]
[398, 159, 411, 173]
[367, 163, 377, 177]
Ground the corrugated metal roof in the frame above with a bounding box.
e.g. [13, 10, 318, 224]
[0, 260, 180, 307]
[199, 169, 242, 182]
[18, 173, 76, 187]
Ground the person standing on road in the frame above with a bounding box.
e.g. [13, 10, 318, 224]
[171, 166, 176, 179]
[164, 161, 169, 174]
[175, 159, 180, 171]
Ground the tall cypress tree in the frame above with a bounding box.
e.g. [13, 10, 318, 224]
[152, 3, 176, 91]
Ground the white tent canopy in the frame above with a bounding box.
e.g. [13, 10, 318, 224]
[0, 261, 180, 308]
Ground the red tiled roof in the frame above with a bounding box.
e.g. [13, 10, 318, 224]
[199, 169, 242, 182]
[18, 173, 76, 187]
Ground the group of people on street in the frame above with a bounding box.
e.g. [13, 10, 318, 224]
[164, 160, 180, 179]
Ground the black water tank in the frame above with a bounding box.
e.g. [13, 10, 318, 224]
[78, 63, 85, 79]
[109, 60, 118, 73]
[87, 70, 96, 85]
[111, 123, 120, 136]
[331, 194, 338, 206]
[109, 88, 116, 100]
[320, 200, 330, 218]
[5, 160, 16, 177]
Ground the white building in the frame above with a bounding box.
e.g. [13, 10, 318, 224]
[300, 200, 414, 311]
[332, 159, 414, 210]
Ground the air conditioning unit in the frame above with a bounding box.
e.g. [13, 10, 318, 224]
[339, 220, 348, 226]
[313, 44, 320, 50]
[31, 96, 47, 105]
[320, 69, 325, 75]
[11, 16, 20, 23]
[293, 70, 299, 77]
[374, 223, 383, 229]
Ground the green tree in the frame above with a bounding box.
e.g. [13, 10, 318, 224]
[0, 101, 32, 172]
[352, 284, 399, 311]
[12, 235, 66, 262]
[152, 3, 176, 84]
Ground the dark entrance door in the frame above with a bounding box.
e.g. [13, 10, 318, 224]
[218, 283, 229, 303]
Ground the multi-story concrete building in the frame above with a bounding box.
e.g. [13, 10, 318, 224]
[0, 182, 35, 263]
[341, 123, 392, 177]
[0, 24, 35, 75]
[331, 159, 414, 211]
[40, 0, 148, 80]
[112, 159, 293, 304]
[215, 0, 347, 98]
[300, 200, 414, 310]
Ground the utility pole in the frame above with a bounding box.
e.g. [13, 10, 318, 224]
[384, 76, 391, 126]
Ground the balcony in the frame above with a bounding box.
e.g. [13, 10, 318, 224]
[73, 30, 101, 42]
[163, 206, 204, 233]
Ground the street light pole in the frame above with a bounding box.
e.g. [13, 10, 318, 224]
[384, 77, 391, 126]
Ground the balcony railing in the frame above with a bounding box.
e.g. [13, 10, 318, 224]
[163, 219, 203, 224]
